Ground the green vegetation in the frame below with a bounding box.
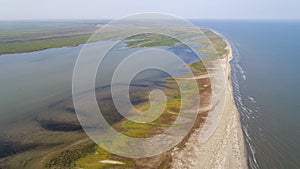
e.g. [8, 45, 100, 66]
[0, 22, 98, 55]
[0, 22, 97, 43]
[45, 142, 135, 169]
[203, 29, 228, 57]
[123, 29, 228, 60]
[0, 35, 91, 55]
[190, 61, 208, 72]
[76, 147, 135, 169]
[194, 29, 228, 59]
[125, 33, 184, 48]
[0, 23, 228, 58]
[45, 143, 97, 169]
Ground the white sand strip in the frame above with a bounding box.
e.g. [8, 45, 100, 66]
[99, 160, 125, 165]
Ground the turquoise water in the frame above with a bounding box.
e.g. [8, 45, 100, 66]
[194, 20, 300, 169]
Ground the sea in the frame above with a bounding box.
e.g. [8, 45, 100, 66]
[194, 20, 300, 169]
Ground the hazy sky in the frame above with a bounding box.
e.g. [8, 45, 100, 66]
[0, 0, 299, 20]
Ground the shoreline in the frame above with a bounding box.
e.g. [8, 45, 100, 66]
[0, 41, 84, 56]
[170, 36, 248, 168]
[224, 39, 247, 161]
[224, 38, 248, 168]
[0, 28, 248, 168]
[36, 31, 249, 168]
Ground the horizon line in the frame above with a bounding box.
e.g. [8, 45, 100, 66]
[0, 18, 300, 22]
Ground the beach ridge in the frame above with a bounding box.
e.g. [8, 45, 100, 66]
[171, 34, 248, 169]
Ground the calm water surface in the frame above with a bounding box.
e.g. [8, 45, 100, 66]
[0, 39, 198, 128]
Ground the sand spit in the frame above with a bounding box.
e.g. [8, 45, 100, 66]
[170, 38, 248, 169]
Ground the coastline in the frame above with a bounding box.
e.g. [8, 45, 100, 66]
[0, 40, 85, 56]
[36, 31, 249, 168]
[224, 39, 248, 168]
[0, 28, 248, 168]
[171, 37, 248, 168]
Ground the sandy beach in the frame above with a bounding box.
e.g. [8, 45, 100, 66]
[170, 38, 248, 169]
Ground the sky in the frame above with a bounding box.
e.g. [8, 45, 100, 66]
[0, 0, 299, 20]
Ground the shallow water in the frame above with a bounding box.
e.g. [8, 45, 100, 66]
[0, 39, 199, 130]
[0, 37, 203, 168]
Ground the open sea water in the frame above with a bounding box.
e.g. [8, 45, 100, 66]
[194, 20, 300, 169]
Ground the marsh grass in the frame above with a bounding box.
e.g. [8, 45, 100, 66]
[41, 28, 228, 169]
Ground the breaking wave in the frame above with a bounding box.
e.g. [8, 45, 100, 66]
[230, 41, 261, 169]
